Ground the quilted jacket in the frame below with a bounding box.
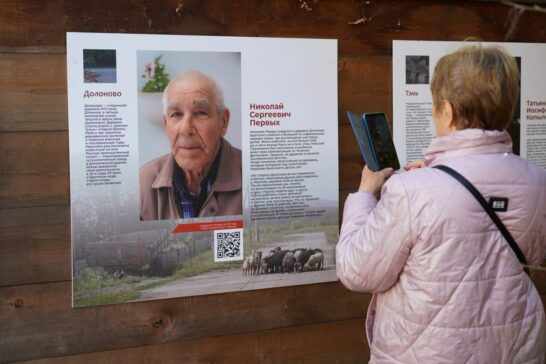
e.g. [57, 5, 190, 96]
[337, 129, 546, 363]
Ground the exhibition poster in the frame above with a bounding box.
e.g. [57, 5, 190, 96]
[67, 33, 339, 307]
[393, 40, 546, 169]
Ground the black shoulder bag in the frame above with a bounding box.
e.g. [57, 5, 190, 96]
[433, 164, 530, 276]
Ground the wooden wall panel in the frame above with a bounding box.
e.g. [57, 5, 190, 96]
[1, 281, 370, 362]
[23, 319, 369, 364]
[0, 206, 70, 286]
[1, 0, 545, 363]
[0, 131, 68, 209]
[0, 55, 67, 131]
[338, 56, 392, 125]
[0, 1, 545, 55]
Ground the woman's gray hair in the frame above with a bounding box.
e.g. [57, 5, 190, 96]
[430, 44, 519, 130]
[162, 70, 226, 115]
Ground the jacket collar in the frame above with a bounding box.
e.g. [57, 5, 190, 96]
[151, 154, 175, 189]
[151, 138, 241, 192]
[424, 129, 513, 166]
[213, 139, 241, 192]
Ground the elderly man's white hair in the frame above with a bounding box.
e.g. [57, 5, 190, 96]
[162, 70, 226, 115]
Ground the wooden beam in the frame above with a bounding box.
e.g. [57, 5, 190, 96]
[0, 1, 544, 55]
[18, 319, 370, 363]
[0, 206, 70, 287]
[0, 131, 68, 209]
[0, 280, 370, 362]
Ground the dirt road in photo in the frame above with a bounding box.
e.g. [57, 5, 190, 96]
[138, 231, 337, 300]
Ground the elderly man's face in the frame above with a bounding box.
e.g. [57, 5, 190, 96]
[164, 77, 229, 174]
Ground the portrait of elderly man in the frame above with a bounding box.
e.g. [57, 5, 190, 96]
[140, 70, 242, 220]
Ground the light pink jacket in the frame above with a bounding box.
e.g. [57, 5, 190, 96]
[337, 129, 546, 363]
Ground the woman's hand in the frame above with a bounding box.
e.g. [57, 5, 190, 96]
[359, 165, 394, 199]
[404, 160, 425, 171]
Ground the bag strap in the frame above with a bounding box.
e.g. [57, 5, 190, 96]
[433, 164, 530, 276]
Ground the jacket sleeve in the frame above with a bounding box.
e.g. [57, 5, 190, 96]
[336, 175, 413, 293]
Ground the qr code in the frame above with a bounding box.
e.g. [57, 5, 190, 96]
[214, 228, 243, 262]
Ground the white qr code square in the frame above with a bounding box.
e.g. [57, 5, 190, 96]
[214, 228, 243, 262]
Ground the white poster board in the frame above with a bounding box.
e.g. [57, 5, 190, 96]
[67, 33, 338, 307]
[393, 40, 546, 168]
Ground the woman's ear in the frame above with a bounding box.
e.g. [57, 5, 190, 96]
[440, 100, 453, 124]
[440, 100, 457, 132]
[433, 100, 456, 136]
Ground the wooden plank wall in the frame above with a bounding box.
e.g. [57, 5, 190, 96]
[1, 1, 545, 362]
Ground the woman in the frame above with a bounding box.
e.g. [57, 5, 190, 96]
[337, 44, 546, 363]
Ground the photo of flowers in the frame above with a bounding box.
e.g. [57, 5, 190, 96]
[141, 55, 170, 92]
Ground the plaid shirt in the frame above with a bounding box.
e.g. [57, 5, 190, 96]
[172, 156, 219, 219]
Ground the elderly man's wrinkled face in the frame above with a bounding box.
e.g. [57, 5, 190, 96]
[164, 77, 229, 173]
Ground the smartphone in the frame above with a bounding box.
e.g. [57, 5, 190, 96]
[362, 112, 400, 171]
[346, 111, 379, 171]
[346, 111, 400, 171]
